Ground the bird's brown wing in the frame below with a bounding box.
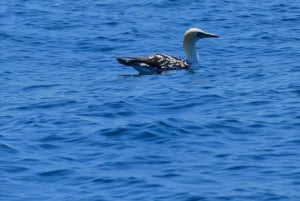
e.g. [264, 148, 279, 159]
[116, 54, 189, 69]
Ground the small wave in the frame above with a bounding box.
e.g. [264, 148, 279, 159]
[38, 169, 73, 178]
[22, 84, 61, 91]
[13, 100, 77, 110]
[0, 143, 18, 154]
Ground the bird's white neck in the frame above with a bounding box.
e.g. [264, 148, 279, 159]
[183, 38, 199, 63]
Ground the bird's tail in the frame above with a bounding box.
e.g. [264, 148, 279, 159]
[116, 57, 137, 66]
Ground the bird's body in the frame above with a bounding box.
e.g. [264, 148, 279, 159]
[116, 54, 190, 74]
[116, 28, 218, 74]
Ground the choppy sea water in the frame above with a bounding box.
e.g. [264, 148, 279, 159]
[1, 0, 300, 200]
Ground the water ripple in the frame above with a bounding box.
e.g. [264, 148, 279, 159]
[1, 0, 300, 200]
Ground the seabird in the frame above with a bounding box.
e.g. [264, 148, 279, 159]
[116, 28, 219, 74]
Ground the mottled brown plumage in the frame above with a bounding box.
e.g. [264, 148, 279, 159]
[116, 54, 189, 73]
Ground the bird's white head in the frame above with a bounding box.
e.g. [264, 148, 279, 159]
[183, 28, 218, 63]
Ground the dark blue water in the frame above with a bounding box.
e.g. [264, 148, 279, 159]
[1, 0, 300, 200]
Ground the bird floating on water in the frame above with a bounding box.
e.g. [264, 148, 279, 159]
[116, 28, 219, 74]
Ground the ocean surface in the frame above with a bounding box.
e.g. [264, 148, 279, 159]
[1, 0, 300, 200]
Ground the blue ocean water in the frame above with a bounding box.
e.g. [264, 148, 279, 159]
[1, 0, 300, 200]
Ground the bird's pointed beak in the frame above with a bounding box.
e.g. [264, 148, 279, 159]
[198, 31, 219, 38]
[203, 32, 219, 38]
